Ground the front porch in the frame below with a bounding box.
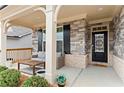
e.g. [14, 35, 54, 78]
[6, 62, 124, 87]
[0, 5, 124, 87]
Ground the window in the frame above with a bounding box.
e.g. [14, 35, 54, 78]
[95, 34, 104, 52]
[42, 26, 63, 53]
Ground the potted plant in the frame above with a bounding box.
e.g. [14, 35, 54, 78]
[56, 74, 66, 87]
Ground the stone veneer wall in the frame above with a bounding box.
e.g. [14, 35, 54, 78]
[112, 6, 124, 82]
[112, 55, 124, 82]
[35, 19, 90, 55]
[64, 19, 90, 68]
[70, 19, 90, 54]
[113, 7, 124, 60]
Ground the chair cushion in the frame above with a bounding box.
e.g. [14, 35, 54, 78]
[38, 52, 45, 58]
[57, 52, 61, 57]
[31, 58, 43, 62]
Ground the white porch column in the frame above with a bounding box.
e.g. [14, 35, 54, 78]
[45, 5, 57, 84]
[0, 21, 7, 65]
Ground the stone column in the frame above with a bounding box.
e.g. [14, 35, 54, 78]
[45, 5, 57, 84]
[0, 21, 7, 65]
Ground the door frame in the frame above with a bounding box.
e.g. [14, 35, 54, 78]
[90, 24, 110, 66]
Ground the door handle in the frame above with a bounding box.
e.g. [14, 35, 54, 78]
[92, 45, 95, 51]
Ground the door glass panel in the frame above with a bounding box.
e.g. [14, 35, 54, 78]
[95, 34, 104, 52]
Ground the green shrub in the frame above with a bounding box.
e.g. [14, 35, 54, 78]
[22, 76, 49, 87]
[0, 69, 21, 87]
[0, 65, 8, 73]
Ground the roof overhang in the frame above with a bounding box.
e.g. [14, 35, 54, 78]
[0, 5, 8, 10]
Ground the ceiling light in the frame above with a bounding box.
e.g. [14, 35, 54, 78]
[98, 8, 103, 11]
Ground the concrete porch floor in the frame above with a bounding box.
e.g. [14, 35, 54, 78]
[57, 66, 82, 86]
[59, 65, 124, 87]
[8, 63, 124, 87]
[74, 66, 124, 87]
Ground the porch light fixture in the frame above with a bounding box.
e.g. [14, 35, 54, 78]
[98, 7, 103, 11]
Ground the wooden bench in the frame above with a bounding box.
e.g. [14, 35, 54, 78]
[18, 60, 45, 75]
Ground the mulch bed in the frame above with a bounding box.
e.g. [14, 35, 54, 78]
[19, 74, 29, 87]
[18, 74, 58, 87]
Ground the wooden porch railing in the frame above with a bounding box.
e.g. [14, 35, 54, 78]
[6, 48, 32, 63]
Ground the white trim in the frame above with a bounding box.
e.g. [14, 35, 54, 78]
[33, 13, 87, 28]
[0, 6, 36, 21]
[57, 13, 87, 24]
[89, 17, 113, 25]
[55, 5, 88, 24]
[33, 7, 46, 16]
[55, 5, 62, 22]
[90, 24, 110, 66]
[3, 20, 10, 34]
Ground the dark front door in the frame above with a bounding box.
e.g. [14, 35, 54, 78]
[92, 31, 108, 63]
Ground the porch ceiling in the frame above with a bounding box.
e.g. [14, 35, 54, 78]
[2, 5, 121, 29]
[9, 11, 45, 29]
[58, 5, 120, 21]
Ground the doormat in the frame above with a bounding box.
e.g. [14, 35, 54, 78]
[93, 64, 108, 67]
[37, 70, 45, 74]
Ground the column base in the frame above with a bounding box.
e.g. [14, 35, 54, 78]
[45, 72, 57, 84]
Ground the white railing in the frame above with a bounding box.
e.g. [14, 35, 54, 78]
[6, 48, 32, 63]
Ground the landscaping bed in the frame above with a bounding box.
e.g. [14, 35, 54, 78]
[0, 65, 58, 87]
[19, 75, 29, 87]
